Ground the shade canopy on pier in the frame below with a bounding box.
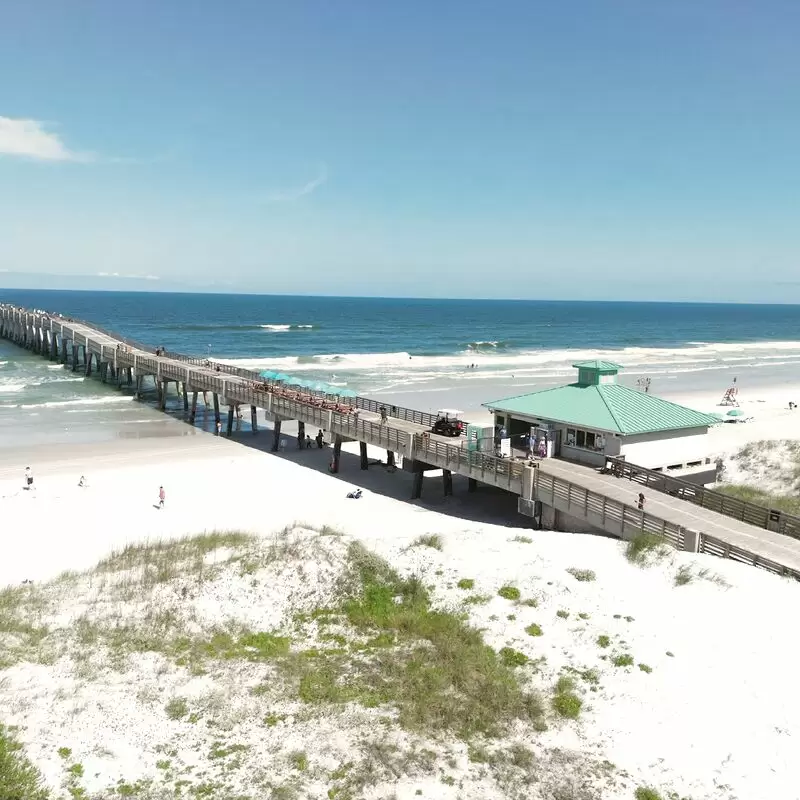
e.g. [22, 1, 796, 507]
[259, 370, 356, 398]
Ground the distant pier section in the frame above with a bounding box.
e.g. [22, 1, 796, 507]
[3, 303, 800, 581]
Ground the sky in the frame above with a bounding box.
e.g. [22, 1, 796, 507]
[1, 0, 799, 302]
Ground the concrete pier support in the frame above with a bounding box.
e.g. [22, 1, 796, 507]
[190, 392, 198, 422]
[411, 462, 424, 500]
[250, 405, 258, 433]
[359, 441, 369, 470]
[126, 367, 133, 386]
[297, 420, 306, 449]
[443, 469, 453, 496]
[271, 418, 283, 451]
[100, 362, 108, 383]
[182, 382, 189, 412]
[50, 333, 58, 360]
[71, 344, 78, 371]
[213, 393, 220, 421]
[387, 450, 396, 468]
[85, 351, 93, 377]
[468, 478, 477, 493]
[227, 405, 235, 437]
[61, 338, 68, 364]
[135, 375, 143, 399]
[330, 434, 343, 473]
[159, 381, 169, 411]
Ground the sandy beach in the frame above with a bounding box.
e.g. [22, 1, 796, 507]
[2, 401, 800, 799]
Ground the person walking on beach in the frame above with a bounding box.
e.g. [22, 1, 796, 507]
[316, 430, 324, 448]
[215, 418, 222, 436]
[306, 434, 313, 449]
[24, 466, 34, 491]
[158, 486, 166, 509]
[637, 492, 645, 511]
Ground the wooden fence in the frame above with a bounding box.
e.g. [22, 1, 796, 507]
[606, 456, 800, 542]
[532, 470, 687, 548]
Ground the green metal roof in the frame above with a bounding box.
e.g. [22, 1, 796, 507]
[482, 382, 720, 435]
[571, 360, 623, 372]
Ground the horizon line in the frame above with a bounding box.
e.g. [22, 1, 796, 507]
[1, 285, 800, 307]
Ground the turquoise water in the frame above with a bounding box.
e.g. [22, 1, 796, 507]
[2, 290, 800, 439]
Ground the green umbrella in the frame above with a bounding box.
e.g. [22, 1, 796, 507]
[727, 408, 743, 417]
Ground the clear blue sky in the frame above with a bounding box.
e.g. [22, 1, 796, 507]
[1, 1, 798, 301]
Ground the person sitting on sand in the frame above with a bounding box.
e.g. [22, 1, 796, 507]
[346, 489, 363, 499]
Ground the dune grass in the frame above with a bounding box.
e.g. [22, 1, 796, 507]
[625, 532, 672, 566]
[293, 542, 545, 739]
[0, 724, 50, 800]
[716, 484, 800, 516]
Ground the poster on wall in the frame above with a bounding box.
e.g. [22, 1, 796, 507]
[500, 438, 511, 458]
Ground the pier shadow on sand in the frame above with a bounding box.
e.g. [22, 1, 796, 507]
[223, 426, 526, 528]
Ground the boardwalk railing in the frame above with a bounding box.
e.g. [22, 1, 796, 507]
[529, 469, 800, 580]
[606, 456, 800, 542]
[414, 435, 525, 486]
[529, 469, 688, 549]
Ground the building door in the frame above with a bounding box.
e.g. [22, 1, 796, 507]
[553, 429, 562, 456]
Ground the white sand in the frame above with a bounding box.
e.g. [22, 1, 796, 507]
[2, 429, 800, 799]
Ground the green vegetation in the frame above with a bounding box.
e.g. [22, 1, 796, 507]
[499, 647, 528, 667]
[552, 676, 582, 720]
[634, 788, 664, 800]
[165, 697, 189, 720]
[0, 724, 49, 800]
[511, 535, 533, 544]
[556, 610, 569, 619]
[290, 542, 544, 738]
[717, 483, 800, 516]
[638, 663, 653, 674]
[578, 612, 590, 620]
[596, 635, 611, 648]
[497, 586, 521, 601]
[566, 568, 596, 583]
[525, 624, 543, 637]
[410, 534, 443, 551]
[521, 598, 538, 608]
[625, 532, 671, 566]
[456, 578, 475, 590]
[290, 751, 309, 772]
[612, 654, 634, 668]
[674, 565, 693, 586]
[463, 593, 491, 605]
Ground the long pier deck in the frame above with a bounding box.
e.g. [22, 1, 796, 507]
[3, 304, 800, 580]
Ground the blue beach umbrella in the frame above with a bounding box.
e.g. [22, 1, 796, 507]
[336, 388, 357, 398]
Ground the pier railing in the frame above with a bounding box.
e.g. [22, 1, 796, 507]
[606, 457, 800, 541]
[414, 436, 525, 485]
[530, 470, 687, 548]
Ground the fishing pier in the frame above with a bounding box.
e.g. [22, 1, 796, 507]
[3, 304, 800, 581]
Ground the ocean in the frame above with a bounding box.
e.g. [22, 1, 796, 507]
[2, 289, 800, 447]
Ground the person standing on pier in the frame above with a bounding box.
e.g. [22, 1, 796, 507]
[637, 492, 645, 511]
[379, 405, 388, 423]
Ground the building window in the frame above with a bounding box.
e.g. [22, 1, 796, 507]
[566, 427, 604, 452]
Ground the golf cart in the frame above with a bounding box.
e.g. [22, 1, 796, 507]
[431, 409, 464, 437]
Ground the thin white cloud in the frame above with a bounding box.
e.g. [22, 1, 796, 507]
[0, 116, 92, 162]
[97, 272, 160, 281]
[264, 164, 328, 202]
